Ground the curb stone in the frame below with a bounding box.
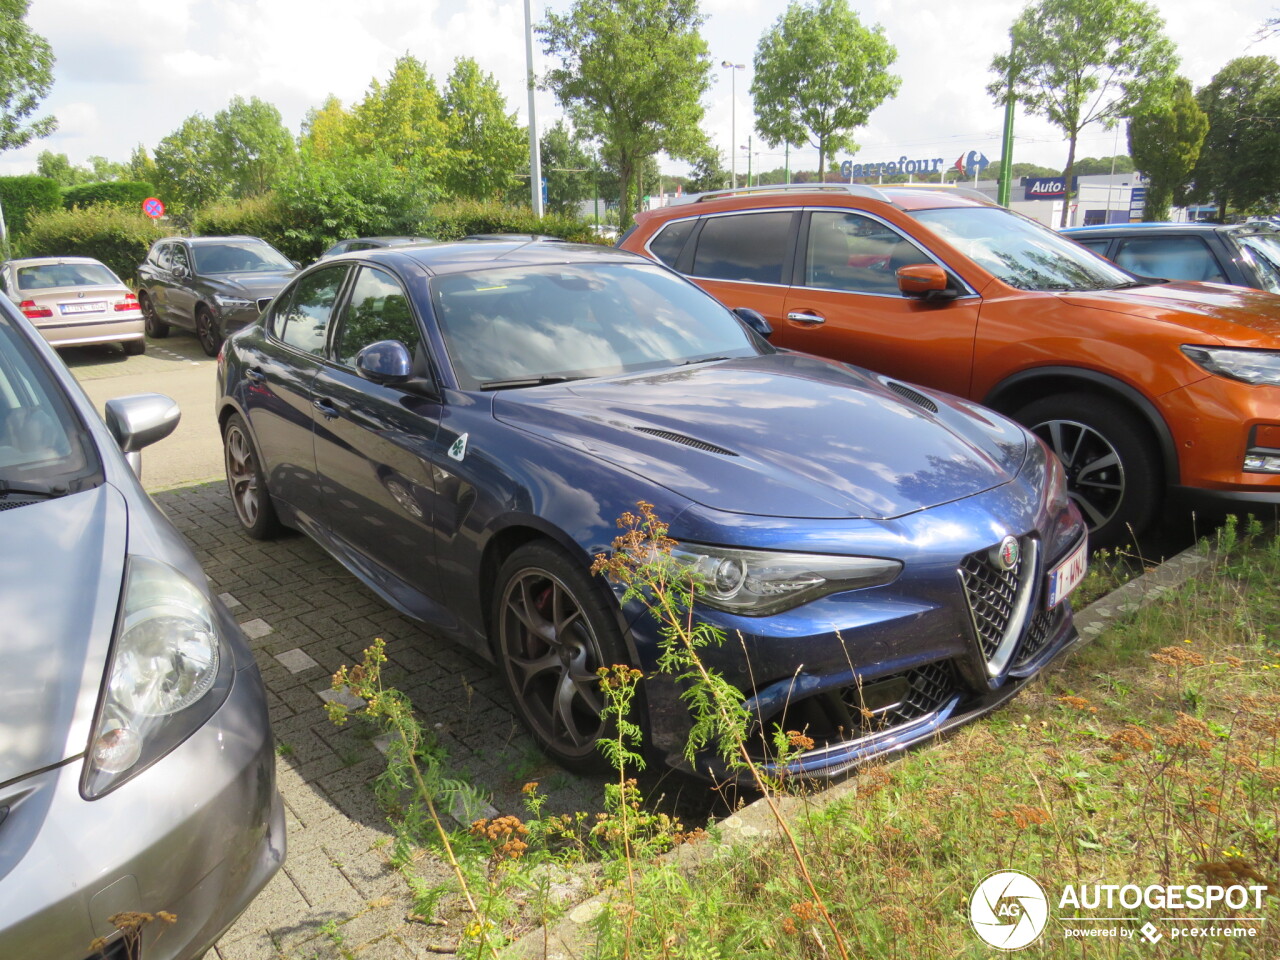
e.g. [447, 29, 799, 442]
[503, 541, 1212, 960]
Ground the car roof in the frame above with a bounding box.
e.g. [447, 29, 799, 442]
[323, 239, 646, 276]
[156, 235, 276, 245]
[1062, 222, 1230, 235]
[5, 256, 108, 268]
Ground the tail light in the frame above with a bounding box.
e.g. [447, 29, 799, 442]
[114, 293, 140, 312]
[19, 300, 52, 319]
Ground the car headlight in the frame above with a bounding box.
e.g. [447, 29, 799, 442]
[1182, 345, 1280, 385]
[213, 295, 255, 311]
[82, 557, 231, 798]
[669, 543, 901, 615]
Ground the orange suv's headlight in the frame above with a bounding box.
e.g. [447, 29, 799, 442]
[1182, 345, 1280, 386]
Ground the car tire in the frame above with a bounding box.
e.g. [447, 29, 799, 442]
[122, 339, 145, 356]
[492, 541, 635, 772]
[222, 413, 282, 540]
[196, 306, 223, 357]
[139, 291, 169, 338]
[1013, 393, 1160, 547]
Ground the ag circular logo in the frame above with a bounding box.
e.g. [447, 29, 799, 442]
[969, 870, 1048, 950]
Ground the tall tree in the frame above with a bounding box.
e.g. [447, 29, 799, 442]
[153, 114, 231, 211]
[440, 57, 525, 200]
[539, 120, 595, 215]
[0, 0, 55, 152]
[989, 0, 1178, 226]
[1185, 57, 1280, 221]
[539, 0, 712, 228]
[751, 0, 900, 179]
[36, 150, 82, 186]
[1128, 77, 1207, 221]
[349, 55, 451, 186]
[213, 96, 295, 197]
[300, 95, 353, 161]
[128, 144, 156, 184]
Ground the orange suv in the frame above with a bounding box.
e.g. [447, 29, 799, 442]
[620, 184, 1280, 544]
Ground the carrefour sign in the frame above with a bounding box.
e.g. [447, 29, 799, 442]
[841, 150, 991, 180]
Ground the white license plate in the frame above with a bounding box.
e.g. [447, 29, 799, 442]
[1046, 539, 1088, 608]
[59, 301, 106, 315]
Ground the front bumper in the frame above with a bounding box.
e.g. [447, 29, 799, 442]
[0, 654, 284, 960]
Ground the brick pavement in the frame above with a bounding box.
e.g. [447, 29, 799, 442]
[156, 481, 605, 959]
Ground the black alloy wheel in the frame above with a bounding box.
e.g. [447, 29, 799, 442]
[493, 542, 632, 771]
[195, 306, 223, 357]
[139, 291, 169, 338]
[223, 413, 281, 540]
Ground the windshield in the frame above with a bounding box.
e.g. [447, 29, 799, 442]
[17, 262, 119, 290]
[431, 262, 765, 389]
[912, 207, 1136, 292]
[0, 308, 100, 490]
[1233, 231, 1280, 293]
[192, 241, 294, 274]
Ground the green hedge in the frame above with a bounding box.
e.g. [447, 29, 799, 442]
[192, 194, 296, 256]
[0, 175, 61, 236]
[62, 181, 156, 210]
[423, 199, 602, 243]
[18, 204, 169, 284]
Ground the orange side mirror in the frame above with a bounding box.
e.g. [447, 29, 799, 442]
[897, 263, 950, 297]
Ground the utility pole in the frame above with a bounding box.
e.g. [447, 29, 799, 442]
[721, 61, 745, 189]
[524, 0, 543, 217]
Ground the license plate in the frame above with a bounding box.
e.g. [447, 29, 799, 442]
[1046, 538, 1088, 608]
[59, 301, 106, 315]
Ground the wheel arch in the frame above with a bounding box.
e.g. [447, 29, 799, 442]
[983, 367, 1179, 485]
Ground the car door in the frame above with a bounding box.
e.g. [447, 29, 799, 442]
[673, 210, 797, 331]
[238, 264, 351, 527]
[143, 243, 177, 321]
[310, 263, 444, 615]
[1109, 234, 1229, 285]
[778, 209, 982, 397]
[166, 242, 200, 326]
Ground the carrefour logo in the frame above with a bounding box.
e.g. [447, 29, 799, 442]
[969, 871, 1050, 950]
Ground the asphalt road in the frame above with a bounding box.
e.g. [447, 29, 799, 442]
[60, 330, 224, 491]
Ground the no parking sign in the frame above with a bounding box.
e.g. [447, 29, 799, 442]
[142, 197, 165, 219]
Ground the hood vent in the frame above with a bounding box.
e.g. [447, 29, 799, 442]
[634, 427, 738, 457]
[886, 380, 938, 413]
[0, 495, 42, 512]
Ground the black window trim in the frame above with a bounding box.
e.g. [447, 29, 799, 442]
[265, 263, 355, 358]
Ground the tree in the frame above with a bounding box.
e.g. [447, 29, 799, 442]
[539, 0, 712, 228]
[539, 120, 595, 215]
[684, 148, 729, 193]
[1128, 77, 1207, 220]
[153, 114, 231, 212]
[300, 95, 353, 161]
[0, 0, 55, 152]
[1185, 57, 1280, 221]
[752, 0, 900, 179]
[128, 144, 156, 184]
[349, 55, 451, 186]
[989, 0, 1178, 226]
[440, 57, 525, 200]
[213, 96, 295, 197]
[36, 150, 83, 186]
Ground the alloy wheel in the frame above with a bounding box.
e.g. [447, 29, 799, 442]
[1031, 417, 1124, 532]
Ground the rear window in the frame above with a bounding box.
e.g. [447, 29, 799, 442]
[16, 262, 119, 291]
[690, 212, 794, 285]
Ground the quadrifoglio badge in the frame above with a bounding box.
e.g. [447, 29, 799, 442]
[968, 871, 1268, 949]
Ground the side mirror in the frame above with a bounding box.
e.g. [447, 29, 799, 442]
[897, 263, 958, 302]
[104, 393, 181, 478]
[355, 340, 414, 384]
[733, 307, 773, 340]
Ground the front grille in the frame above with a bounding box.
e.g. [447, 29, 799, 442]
[959, 537, 1037, 673]
[846, 659, 957, 729]
[1014, 608, 1056, 668]
[633, 427, 738, 456]
[885, 380, 939, 413]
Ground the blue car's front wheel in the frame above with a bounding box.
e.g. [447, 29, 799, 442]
[493, 542, 630, 772]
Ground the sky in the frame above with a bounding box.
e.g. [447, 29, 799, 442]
[5, 0, 1280, 185]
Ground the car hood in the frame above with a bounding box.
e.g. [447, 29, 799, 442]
[206, 272, 296, 298]
[0, 485, 127, 784]
[493, 353, 1027, 519]
[1060, 281, 1280, 345]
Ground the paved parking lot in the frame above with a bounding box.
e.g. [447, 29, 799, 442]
[154, 481, 615, 959]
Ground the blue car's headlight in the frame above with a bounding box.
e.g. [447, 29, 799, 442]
[82, 557, 231, 798]
[669, 543, 901, 616]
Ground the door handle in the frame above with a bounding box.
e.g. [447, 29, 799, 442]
[245, 367, 266, 383]
[312, 397, 341, 419]
[787, 311, 826, 325]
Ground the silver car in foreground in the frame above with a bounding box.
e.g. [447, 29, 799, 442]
[0, 296, 283, 958]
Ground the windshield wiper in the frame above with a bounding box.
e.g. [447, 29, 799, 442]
[680, 356, 733, 366]
[1111, 279, 1157, 290]
[0, 478, 68, 498]
[479, 375, 584, 391]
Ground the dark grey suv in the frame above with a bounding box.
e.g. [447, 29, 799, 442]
[137, 236, 298, 356]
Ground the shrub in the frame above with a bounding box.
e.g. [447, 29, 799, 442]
[17, 204, 169, 284]
[62, 181, 156, 210]
[193, 194, 295, 256]
[423, 199, 602, 244]
[0, 175, 61, 237]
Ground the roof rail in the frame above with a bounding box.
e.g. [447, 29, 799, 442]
[685, 182, 891, 205]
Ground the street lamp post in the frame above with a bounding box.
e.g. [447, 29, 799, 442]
[721, 60, 745, 189]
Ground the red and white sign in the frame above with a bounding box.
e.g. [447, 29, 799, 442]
[142, 197, 165, 219]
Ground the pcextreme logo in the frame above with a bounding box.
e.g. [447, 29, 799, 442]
[969, 871, 1050, 950]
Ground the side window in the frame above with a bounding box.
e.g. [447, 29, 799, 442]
[649, 219, 696, 267]
[690, 212, 792, 284]
[274, 266, 348, 355]
[170, 245, 190, 274]
[1074, 240, 1113, 256]
[333, 266, 421, 366]
[1112, 236, 1225, 283]
[155, 244, 174, 271]
[803, 211, 933, 296]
